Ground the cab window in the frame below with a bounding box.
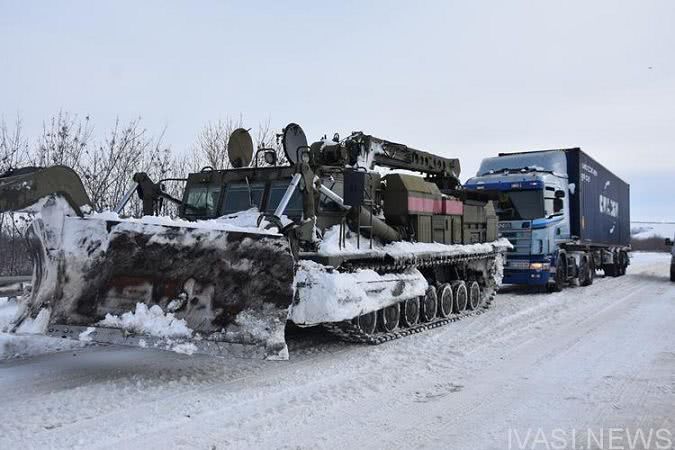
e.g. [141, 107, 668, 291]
[184, 185, 221, 217]
[266, 180, 303, 218]
[221, 182, 265, 214]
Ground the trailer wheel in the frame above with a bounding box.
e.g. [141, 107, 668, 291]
[547, 255, 566, 292]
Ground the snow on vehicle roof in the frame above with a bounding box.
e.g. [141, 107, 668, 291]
[88, 208, 282, 236]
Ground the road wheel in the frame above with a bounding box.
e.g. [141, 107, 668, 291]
[353, 311, 377, 335]
[452, 281, 468, 313]
[547, 255, 566, 292]
[400, 297, 420, 328]
[436, 283, 453, 318]
[467, 281, 481, 310]
[379, 303, 400, 332]
[420, 287, 437, 322]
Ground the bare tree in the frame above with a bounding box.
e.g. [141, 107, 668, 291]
[0, 116, 29, 174]
[193, 116, 243, 170]
[0, 117, 32, 276]
[254, 118, 288, 167]
[191, 116, 289, 170]
[78, 118, 176, 213]
[33, 111, 93, 169]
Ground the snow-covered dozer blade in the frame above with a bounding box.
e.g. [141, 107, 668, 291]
[13, 199, 296, 360]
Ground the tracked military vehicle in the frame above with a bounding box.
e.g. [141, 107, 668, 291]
[0, 123, 509, 359]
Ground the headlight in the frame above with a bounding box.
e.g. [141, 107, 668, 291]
[529, 262, 549, 270]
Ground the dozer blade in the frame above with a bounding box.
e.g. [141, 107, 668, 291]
[13, 200, 296, 360]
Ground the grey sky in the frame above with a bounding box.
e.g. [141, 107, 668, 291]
[2, 0, 673, 220]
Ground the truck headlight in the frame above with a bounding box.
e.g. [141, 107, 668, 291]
[529, 262, 550, 271]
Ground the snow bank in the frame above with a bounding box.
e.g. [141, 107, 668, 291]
[0, 299, 84, 360]
[631, 221, 675, 239]
[14, 308, 51, 334]
[98, 303, 193, 338]
[318, 225, 512, 257]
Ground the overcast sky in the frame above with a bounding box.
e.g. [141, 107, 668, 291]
[2, 0, 673, 220]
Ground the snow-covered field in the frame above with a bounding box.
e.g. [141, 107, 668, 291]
[1, 253, 673, 449]
[632, 221, 675, 240]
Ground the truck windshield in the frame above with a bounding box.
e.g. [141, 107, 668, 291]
[184, 185, 221, 217]
[497, 190, 544, 220]
[221, 182, 265, 214]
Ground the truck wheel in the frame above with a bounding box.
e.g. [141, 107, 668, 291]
[547, 256, 566, 292]
[670, 266, 675, 282]
[579, 256, 594, 286]
[603, 263, 616, 277]
[618, 252, 627, 276]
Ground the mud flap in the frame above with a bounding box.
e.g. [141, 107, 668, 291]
[14, 209, 296, 360]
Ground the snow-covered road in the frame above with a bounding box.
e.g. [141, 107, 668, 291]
[1, 253, 673, 449]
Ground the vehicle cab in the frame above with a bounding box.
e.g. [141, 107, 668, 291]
[465, 152, 571, 285]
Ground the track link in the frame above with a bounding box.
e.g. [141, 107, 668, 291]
[325, 291, 496, 344]
[325, 251, 501, 345]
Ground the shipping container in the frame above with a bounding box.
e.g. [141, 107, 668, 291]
[564, 148, 631, 247]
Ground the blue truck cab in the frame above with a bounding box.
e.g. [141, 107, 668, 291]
[465, 148, 630, 291]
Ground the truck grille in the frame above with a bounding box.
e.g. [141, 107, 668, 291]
[500, 230, 531, 256]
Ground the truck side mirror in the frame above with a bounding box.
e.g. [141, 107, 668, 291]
[666, 238, 673, 246]
[554, 198, 564, 213]
[555, 190, 566, 198]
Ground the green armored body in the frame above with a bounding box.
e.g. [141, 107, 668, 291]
[0, 123, 509, 359]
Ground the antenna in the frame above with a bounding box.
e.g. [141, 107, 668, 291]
[281, 123, 308, 165]
[227, 128, 254, 168]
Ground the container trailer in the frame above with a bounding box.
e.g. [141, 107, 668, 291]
[465, 148, 630, 291]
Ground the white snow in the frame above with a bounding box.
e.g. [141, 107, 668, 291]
[318, 224, 512, 257]
[14, 308, 50, 334]
[98, 303, 193, 338]
[631, 221, 675, 239]
[0, 253, 672, 449]
[78, 327, 96, 342]
[170, 342, 198, 355]
[0, 299, 84, 360]
[290, 261, 428, 325]
[89, 208, 281, 236]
